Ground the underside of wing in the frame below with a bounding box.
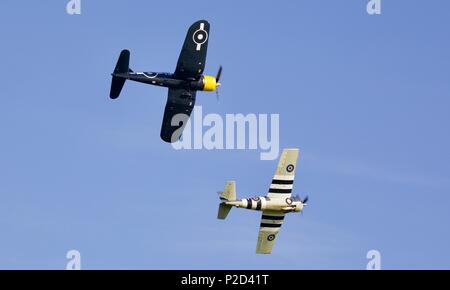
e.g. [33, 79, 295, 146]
[160, 88, 196, 143]
[174, 20, 210, 80]
[256, 211, 285, 254]
[267, 149, 299, 199]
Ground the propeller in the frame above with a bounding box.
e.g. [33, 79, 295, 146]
[215, 65, 222, 101]
[292, 195, 309, 205]
[302, 196, 309, 205]
[291, 195, 309, 215]
[216, 65, 222, 83]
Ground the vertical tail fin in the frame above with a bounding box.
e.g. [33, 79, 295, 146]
[217, 181, 236, 220]
[110, 49, 131, 99]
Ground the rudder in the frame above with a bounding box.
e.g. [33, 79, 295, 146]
[217, 181, 236, 220]
[219, 181, 236, 201]
[110, 50, 131, 99]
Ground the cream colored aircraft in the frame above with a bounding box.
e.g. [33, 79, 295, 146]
[217, 148, 308, 254]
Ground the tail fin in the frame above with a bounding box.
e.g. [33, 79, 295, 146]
[217, 181, 236, 220]
[110, 49, 131, 99]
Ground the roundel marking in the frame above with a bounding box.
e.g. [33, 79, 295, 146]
[267, 234, 276, 242]
[193, 25, 208, 51]
[253, 197, 261, 202]
[286, 198, 293, 205]
[193, 30, 208, 44]
[286, 164, 295, 173]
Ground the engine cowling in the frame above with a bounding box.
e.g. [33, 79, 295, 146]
[202, 75, 218, 91]
[191, 76, 217, 91]
[293, 202, 304, 212]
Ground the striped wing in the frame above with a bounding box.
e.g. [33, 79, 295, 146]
[268, 149, 299, 199]
[256, 211, 285, 254]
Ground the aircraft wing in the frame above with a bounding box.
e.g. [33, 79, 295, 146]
[160, 88, 196, 143]
[174, 20, 210, 80]
[267, 149, 299, 199]
[256, 211, 286, 254]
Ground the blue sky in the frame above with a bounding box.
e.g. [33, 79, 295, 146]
[0, 0, 449, 269]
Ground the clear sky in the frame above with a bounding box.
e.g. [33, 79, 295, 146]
[0, 1, 449, 269]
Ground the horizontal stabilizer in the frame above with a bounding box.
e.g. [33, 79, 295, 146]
[218, 203, 232, 220]
[110, 76, 126, 99]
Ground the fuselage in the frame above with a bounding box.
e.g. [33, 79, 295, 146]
[112, 71, 219, 92]
[225, 196, 304, 213]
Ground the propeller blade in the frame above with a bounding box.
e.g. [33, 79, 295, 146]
[302, 196, 309, 204]
[216, 65, 223, 83]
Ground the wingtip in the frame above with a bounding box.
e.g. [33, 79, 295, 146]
[283, 148, 300, 152]
[192, 19, 210, 27]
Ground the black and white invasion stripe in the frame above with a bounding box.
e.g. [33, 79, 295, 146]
[268, 175, 295, 195]
[260, 214, 285, 229]
[242, 197, 266, 211]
